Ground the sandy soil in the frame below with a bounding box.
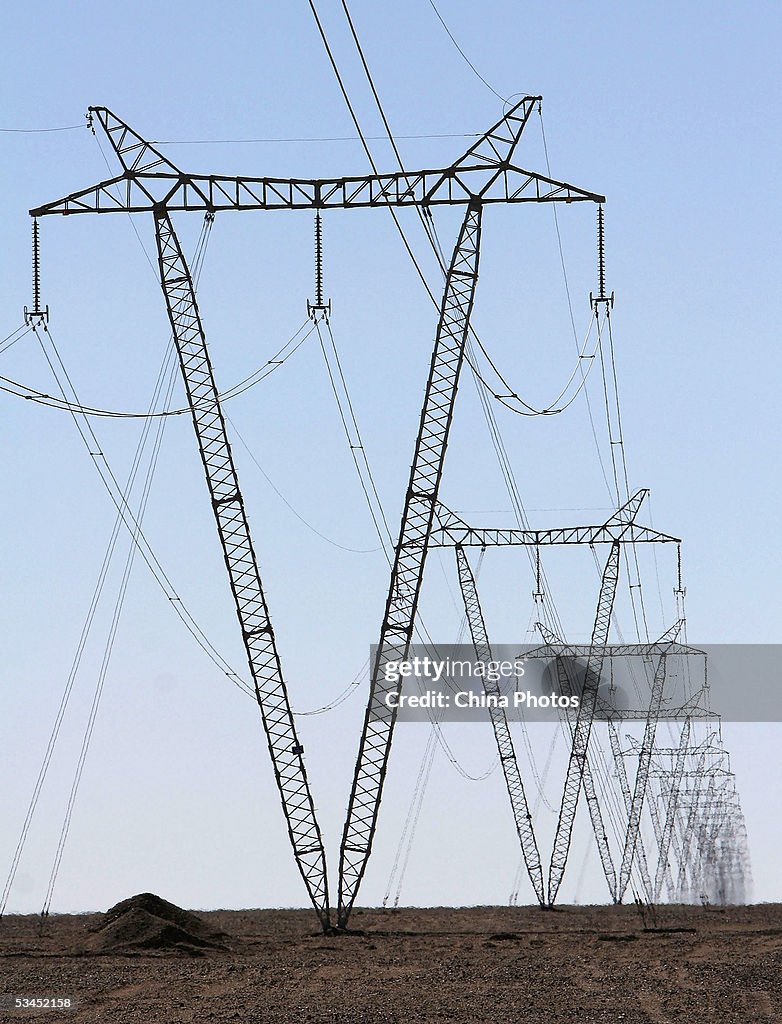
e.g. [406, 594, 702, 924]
[2, 902, 781, 1023]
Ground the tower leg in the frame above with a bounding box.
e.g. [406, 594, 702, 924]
[154, 211, 330, 930]
[617, 655, 669, 901]
[337, 202, 483, 928]
[552, 656, 618, 901]
[608, 720, 654, 902]
[654, 719, 691, 902]
[456, 546, 545, 905]
[547, 542, 620, 904]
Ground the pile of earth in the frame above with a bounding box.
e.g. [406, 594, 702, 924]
[86, 892, 232, 955]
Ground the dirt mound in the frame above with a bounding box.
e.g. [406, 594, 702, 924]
[87, 893, 231, 955]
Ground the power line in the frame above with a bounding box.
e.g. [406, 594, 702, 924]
[317, 4, 577, 807]
[157, 132, 479, 145]
[0, 123, 84, 133]
[1, 228, 242, 916]
[0, 324, 32, 355]
[41, 341, 178, 916]
[324, 2, 573, 802]
[539, 109, 613, 499]
[338, 0, 598, 427]
[425, 0, 509, 104]
[314, 316, 499, 782]
[315, 319, 394, 560]
[295, 658, 369, 717]
[1, 341, 180, 918]
[315, 0, 586, 427]
[228, 411, 380, 555]
[31, 321, 255, 696]
[0, 321, 316, 419]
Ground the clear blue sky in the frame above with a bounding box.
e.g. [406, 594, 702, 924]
[1, 0, 780, 913]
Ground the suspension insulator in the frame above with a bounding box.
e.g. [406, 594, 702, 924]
[533, 545, 545, 602]
[307, 211, 331, 322]
[590, 204, 614, 312]
[24, 219, 49, 325]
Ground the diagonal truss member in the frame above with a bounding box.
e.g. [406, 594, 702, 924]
[154, 212, 330, 928]
[455, 545, 545, 904]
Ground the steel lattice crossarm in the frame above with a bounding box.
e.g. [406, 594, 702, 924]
[30, 98, 604, 217]
[600, 705, 714, 722]
[638, 744, 726, 757]
[523, 639, 702, 660]
[523, 627, 714, 721]
[653, 769, 733, 779]
[622, 738, 726, 757]
[429, 489, 680, 549]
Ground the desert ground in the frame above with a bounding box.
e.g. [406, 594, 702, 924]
[1, 896, 781, 1023]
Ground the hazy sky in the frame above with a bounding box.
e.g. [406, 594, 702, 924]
[1, 0, 780, 915]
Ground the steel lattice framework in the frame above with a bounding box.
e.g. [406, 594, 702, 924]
[608, 720, 654, 902]
[457, 554, 620, 905]
[654, 719, 691, 901]
[525, 626, 621, 901]
[31, 96, 605, 930]
[436, 499, 750, 908]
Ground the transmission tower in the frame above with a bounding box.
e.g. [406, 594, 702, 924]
[433, 490, 680, 903]
[31, 98, 604, 931]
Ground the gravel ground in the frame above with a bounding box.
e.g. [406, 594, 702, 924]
[2, 903, 781, 1023]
